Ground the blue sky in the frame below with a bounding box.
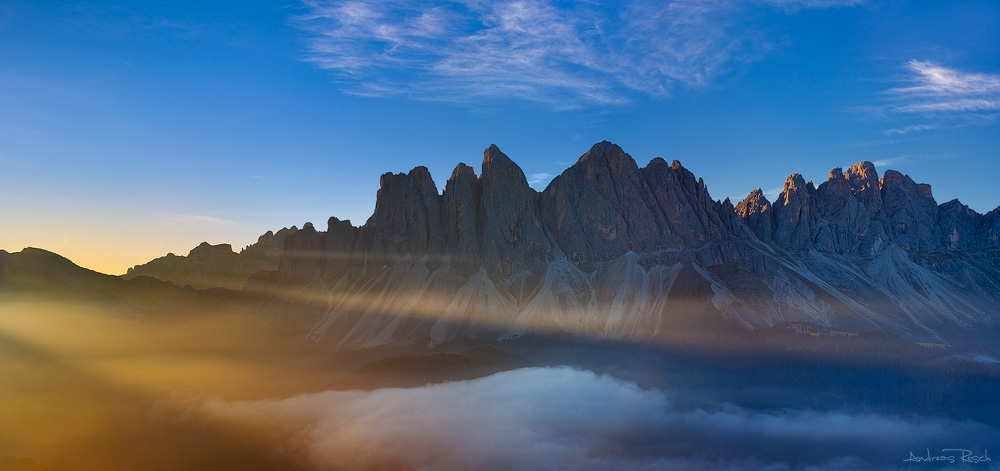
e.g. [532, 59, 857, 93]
[1, 0, 998, 274]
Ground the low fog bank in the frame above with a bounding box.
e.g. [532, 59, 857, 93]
[3, 297, 999, 471]
[191, 366, 1000, 471]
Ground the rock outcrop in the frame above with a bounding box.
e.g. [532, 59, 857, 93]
[478, 145, 556, 278]
[736, 188, 773, 242]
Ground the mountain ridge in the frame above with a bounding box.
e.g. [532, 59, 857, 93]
[118, 141, 1000, 349]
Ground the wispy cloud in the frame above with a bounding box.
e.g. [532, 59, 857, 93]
[869, 60, 1000, 137]
[161, 213, 238, 228]
[293, 0, 863, 107]
[886, 60, 1000, 116]
[762, 186, 783, 201]
[527, 172, 555, 188]
[883, 123, 938, 136]
[870, 156, 908, 168]
[751, 0, 864, 14]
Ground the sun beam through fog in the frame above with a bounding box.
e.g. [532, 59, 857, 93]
[0, 300, 372, 471]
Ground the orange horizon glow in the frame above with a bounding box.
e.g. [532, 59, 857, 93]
[0, 220, 267, 276]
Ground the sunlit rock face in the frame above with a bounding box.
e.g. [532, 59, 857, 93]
[736, 188, 773, 242]
[125, 142, 1000, 349]
[772, 173, 819, 251]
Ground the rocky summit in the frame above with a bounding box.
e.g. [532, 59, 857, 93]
[125, 141, 1000, 349]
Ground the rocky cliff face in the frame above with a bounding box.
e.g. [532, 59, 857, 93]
[127, 141, 1000, 349]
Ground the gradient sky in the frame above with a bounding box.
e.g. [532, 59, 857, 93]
[1, 0, 997, 275]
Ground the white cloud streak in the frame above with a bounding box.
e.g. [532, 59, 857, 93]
[883, 123, 938, 135]
[186, 366, 996, 471]
[292, 0, 862, 107]
[762, 186, 783, 201]
[753, 0, 864, 12]
[161, 213, 237, 228]
[888, 60, 1000, 115]
[871, 156, 907, 168]
[527, 172, 555, 188]
[874, 60, 1000, 136]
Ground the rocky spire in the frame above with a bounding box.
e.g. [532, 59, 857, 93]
[540, 141, 660, 265]
[812, 166, 887, 255]
[845, 161, 882, 213]
[772, 173, 819, 250]
[938, 199, 980, 251]
[356, 166, 443, 257]
[978, 207, 1000, 250]
[880, 169, 942, 252]
[735, 188, 774, 242]
[441, 162, 482, 272]
[643, 158, 729, 249]
[479, 144, 555, 278]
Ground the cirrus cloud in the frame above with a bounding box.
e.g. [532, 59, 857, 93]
[877, 60, 1000, 135]
[292, 0, 865, 108]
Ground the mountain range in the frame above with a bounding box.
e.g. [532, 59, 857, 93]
[90, 141, 1000, 350]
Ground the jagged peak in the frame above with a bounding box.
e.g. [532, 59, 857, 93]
[736, 188, 771, 217]
[481, 144, 530, 190]
[408, 165, 432, 178]
[828, 167, 845, 182]
[575, 140, 636, 170]
[647, 156, 667, 167]
[188, 242, 235, 259]
[482, 144, 510, 167]
[583, 140, 617, 156]
[449, 162, 478, 182]
[482, 144, 523, 176]
[740, 188, 770, 206]
[377, 166, 440, 199]
[784, 173, 807, 189]
[880, 169, 934, 198]
[328, 216, 354, 227]
[880, 169, 908, 184]
[845, 161, 878, 184]
[378, 165, 435, 186]
[940, 199, 980, 217]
